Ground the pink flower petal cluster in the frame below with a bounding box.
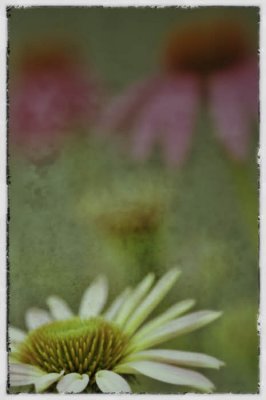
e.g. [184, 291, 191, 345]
[9, 43, 101, 163]
[100, 20, 258, 166]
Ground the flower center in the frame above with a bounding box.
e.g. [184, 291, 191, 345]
[163, 20, 252, 75]
[96, 203, 162, 236]
[17, 317, 129, 379]
[19, 43, 79, 75]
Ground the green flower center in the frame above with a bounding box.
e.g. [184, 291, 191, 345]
[17, 317, 129, 380]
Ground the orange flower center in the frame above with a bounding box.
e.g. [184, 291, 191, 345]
[163, 20, 252, 75]
[19, 42, 80, 75]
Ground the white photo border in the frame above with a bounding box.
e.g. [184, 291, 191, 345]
[0, 1, 264, 399]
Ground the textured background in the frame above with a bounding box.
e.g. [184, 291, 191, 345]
[8, 6, 259, 393]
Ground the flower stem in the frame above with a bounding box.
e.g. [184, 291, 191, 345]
[228, 160, 258, 252]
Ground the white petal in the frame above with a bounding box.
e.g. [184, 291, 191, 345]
[125, 349, 224, 369]
[79, 275, 108, 318]
[133, 310, 222, 350]
[134, 299, 196, 341]
[124, 268, 181, 335]
[9, 363, 45, 387]
[47, 295, 73, 320]
[9, 375, 35, 386]
[9, 375, 37, 386]
[34, 371, 64, 393]
[9, 326, 26, 343]
[115, 361, 214, 392]
[104, 287, 132, 321]
[9, 363, 45, 377]
[56, 373, 89, 393]
[115, 273, 155, 326]
[9, 343, 20, 353]
[96, 370, 132, 393]
[25, 308, 52, 331]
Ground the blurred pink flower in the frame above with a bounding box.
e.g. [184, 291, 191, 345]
[100, 20, 258, 166]
[9, 43, 101, 164]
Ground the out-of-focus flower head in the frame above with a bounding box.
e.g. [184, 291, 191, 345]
[79, 172, 171, 270]
[9, 41, 102, 164]
[80, 172, 169, 239]
[100, 19, 258, 166]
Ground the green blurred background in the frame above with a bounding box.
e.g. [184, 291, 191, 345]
[8, 6, 259, 393]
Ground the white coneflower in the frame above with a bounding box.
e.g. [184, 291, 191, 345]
[9, 269, 224, 393]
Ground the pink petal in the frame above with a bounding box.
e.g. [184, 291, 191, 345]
[237, 57, 259, 116]
[9, 60, 101, 166]
[130, 79, 167, 160]
[160, 76, 200, 166]
[130, 108, 161, 161]
[209, 58, 258, 161]
[98, 76, 161, 133]
[10, 70, 94, 136]
[131, 75, 200, 165]
[10, 63, 100, 141]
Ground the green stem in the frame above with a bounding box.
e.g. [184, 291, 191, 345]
[228, 161, 258, 252]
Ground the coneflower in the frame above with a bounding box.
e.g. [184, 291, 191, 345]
[99, 19, 258, 166]
[9, 269, 224, 393]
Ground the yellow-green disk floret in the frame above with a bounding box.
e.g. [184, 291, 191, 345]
[16, 317, 129, 382]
